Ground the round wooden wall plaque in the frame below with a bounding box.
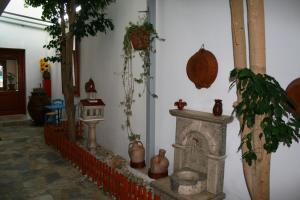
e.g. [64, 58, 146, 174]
[186, 47, 218, 89]
[286, 77, 300, 116]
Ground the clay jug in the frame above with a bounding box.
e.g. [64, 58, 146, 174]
[213, 99, 223, 116]
[149, 149, 169, 178]
[128, 140, 145, 168]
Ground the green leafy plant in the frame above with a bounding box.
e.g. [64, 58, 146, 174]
[121, 17, 163, 141]
[230, 68, 300, 165]
[7, 72, 15, 84]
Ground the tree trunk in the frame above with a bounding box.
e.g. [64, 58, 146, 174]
[229, 0, 254, 198]
[64, 33, 76, 141]
[247, 0, 270, 199]
[60, 0, 76, 142]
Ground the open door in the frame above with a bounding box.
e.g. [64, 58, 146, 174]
[0, 48, 26, 115]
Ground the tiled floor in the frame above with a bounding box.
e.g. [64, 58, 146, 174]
[0, 124, 111, 200]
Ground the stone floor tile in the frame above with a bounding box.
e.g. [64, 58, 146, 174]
[0, 125, 111, 200]
[32, 194, 54, 200]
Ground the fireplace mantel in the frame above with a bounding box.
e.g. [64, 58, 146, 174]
[169, 109, 233, 125]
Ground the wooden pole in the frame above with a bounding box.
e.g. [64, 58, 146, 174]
[230, 0, 247, 69]
[247, 0, 270, 199]
[229, 0, 254, 198]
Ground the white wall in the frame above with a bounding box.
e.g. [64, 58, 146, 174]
[2, 0, 297, 199]
[155, 0, 300, 200]
[80, 0, 147, 160]
[0, 0, 63, 115]
[0, 22, 54, 109]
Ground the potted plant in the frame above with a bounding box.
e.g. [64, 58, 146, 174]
[230, 68, 300, 165]
[7, 72, 16, 90]
[121, 17, 163, 168]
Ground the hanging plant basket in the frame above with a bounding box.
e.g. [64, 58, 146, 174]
[121, 18, 163, 143]
[130, 28, 150, 50]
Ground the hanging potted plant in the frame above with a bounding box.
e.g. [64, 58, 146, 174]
[121, 17, 164, 168]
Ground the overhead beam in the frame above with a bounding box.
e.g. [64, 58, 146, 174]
[0, 0, 10, 16]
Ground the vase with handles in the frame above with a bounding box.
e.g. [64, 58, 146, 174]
[213, 99, 223, 116]
[148, 149, 169, 179]
[128, 140, 145, 168]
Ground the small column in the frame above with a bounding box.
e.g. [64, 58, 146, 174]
[207, 154, 226, 194]
[79, 78, 105, 155]
[82, 119, 101, 154]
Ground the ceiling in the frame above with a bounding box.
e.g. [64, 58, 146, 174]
[0, 0, 10, 15]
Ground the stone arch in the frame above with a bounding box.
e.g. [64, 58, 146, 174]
[180, 121, 218, 155]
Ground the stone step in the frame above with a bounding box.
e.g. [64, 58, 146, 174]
[0, 114, 33, 127]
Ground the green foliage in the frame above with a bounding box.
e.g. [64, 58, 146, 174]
[230, 68, 300, 165]
[25, 0, 115, 62]
[7, 72, 15, 83]
[121, 17, 163, 141]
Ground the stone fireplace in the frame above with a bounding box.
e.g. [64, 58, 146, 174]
[152, 109, 233, 200]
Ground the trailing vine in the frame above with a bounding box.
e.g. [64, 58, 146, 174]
[121, 17, 163, 141]
[230, 68, 300, 165]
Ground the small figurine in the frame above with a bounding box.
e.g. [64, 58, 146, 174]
[174, 99, 187, 110]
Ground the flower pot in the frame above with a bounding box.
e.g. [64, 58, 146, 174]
[128, 140, 145, 168]
[130, 29, 150, 50]
[8, 83, 15, 90]
[43, 71, 51, 80]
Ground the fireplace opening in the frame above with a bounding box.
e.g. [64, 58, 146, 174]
[183, 131, 208, 176]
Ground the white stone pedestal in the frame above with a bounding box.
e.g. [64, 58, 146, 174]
[80, 118, 103, 154]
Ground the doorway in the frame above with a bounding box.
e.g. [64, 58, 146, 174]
[0, 48, 26, 115]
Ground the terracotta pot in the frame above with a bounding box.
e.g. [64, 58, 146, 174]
[43, 71, 51, 80]
[130, 29, 150, 50]
[286, 77, 300, 116]
[148, 149, 169, 179]
[128, 140, 145, 168]
[213, 99, 223, 116]
[27, 88, 51, 125]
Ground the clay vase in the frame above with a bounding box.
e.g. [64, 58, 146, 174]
[213, 99, 223, 116]
[148, 149, 169, 179]
[128, 140, 145, 168]
[27, 88, 51, 125]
